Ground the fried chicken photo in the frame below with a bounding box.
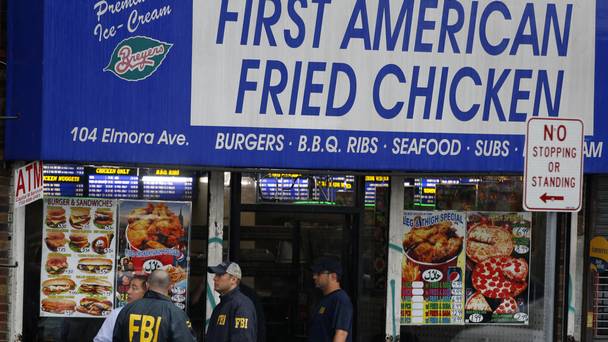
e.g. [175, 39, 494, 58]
[403, 222, 463, 263]
[126, 203, 185, 250]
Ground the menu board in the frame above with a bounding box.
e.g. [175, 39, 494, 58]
[464, 212, 532, 324]
[43, 165, 85, 197]
[40, 197, 117, 318]
[414, 178, 439, 207]
[256, 174, 356, 203]
[141, 169, 194, 201]
[87, 167, 139, 199]
[258, 176, 309, 201]
[401, 211, 466, 324]
[313, 176, 354, 203]
[365, 176, 390, 206]
[115, 200, 191, 310]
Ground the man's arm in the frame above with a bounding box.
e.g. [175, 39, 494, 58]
[112, 308, 127, 341]
[94, 308, 121, 342]
[170, 308, 197, 342]
[333, 329, 349, 342]
[230, 306, 257, 342]
[332, 294, 353, 342]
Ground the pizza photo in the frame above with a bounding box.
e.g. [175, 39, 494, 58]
[464, 212, 532, 324]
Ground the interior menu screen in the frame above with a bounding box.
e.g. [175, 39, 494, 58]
[86, 167, 139, 199]
[43, 165, 85, 197]
[141, 169, 194, 201]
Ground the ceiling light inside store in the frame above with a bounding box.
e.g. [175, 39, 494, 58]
[141, 176, 192, 182]
[224, 172, 231, 186]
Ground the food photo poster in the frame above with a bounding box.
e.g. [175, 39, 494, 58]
[401, 211, 466, 325]
[464, 212, 532, 325]
[395, 211, 532, 326]
[40, 197, 117, 318]
[115, 200, 191, 310]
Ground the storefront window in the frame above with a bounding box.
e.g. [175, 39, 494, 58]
[396, 175, 553, 341]
[22, 164, 209, 341]
[584, 176, 608, 341]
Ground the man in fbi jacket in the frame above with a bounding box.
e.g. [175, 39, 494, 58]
[113, 269, 196, 342]
[206, 261, 257, 342]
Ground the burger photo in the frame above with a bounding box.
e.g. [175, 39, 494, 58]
[41, 298, 76, 314]
[46, 206, 66, 228]
[77, 257, 112, 274]
[45, 231, 67, 251]
[76, 297, 112, 316]
[79, 277, 112, 295]
[41, 277, 76, 295]
[45, 254, 68, 275]
[94, 208, 113, 228]
[69, 207, 91, 229]
[69, 232, 90, 252]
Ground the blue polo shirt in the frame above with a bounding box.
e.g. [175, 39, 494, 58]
[308, 289, 353, 342]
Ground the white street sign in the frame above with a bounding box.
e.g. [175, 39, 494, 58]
[524, 118, 584, 212]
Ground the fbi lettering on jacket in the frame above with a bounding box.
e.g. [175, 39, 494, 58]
[129, 314, 162, 342]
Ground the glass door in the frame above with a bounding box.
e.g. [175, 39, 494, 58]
[238, 211, 354, 341]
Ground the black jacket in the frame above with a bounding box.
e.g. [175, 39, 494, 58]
[206, 287, 257, 342]
[113, 290, 196, 342]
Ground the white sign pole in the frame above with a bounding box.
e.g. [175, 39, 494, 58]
[385, 176, 404, 340]
[205, 171, 224, 331]
[9, 163, 25, 340]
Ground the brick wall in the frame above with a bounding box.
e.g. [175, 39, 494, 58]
[1, 0, 11, 340]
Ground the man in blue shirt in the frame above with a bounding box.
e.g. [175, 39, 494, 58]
[309, 257, 353, 342]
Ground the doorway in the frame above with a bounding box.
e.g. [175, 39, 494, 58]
[230, 172, 364, 341]
[237, 210, 356, 341]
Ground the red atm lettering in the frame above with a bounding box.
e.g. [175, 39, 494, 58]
[15, 162, 43, 197]
[33, 162, 43, 188]
[15, 169, 25, 197]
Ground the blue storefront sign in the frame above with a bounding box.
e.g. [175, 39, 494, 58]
[6, 0, 608, 172]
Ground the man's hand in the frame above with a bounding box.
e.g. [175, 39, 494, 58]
[333, 329, 349, 342]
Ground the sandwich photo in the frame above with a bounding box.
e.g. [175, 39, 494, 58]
[45, 254, 68, 275]
[46, 206, 66, 228]
[79, 277, 112, 295]
[41, 277, 76, 295]
[77, 257, 112, 274]
[94, 208, 113, 228]
[69, 207, 91, 229]
[41, 298, 76, 314]
[69, 232, 90, 252]
[45, 231, 67, 251]
[76, 297, 112, 316]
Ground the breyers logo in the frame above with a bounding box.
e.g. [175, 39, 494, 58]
[105, 36, 172, 81]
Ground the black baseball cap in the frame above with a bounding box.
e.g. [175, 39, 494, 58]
[311, 257, 343, 276]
